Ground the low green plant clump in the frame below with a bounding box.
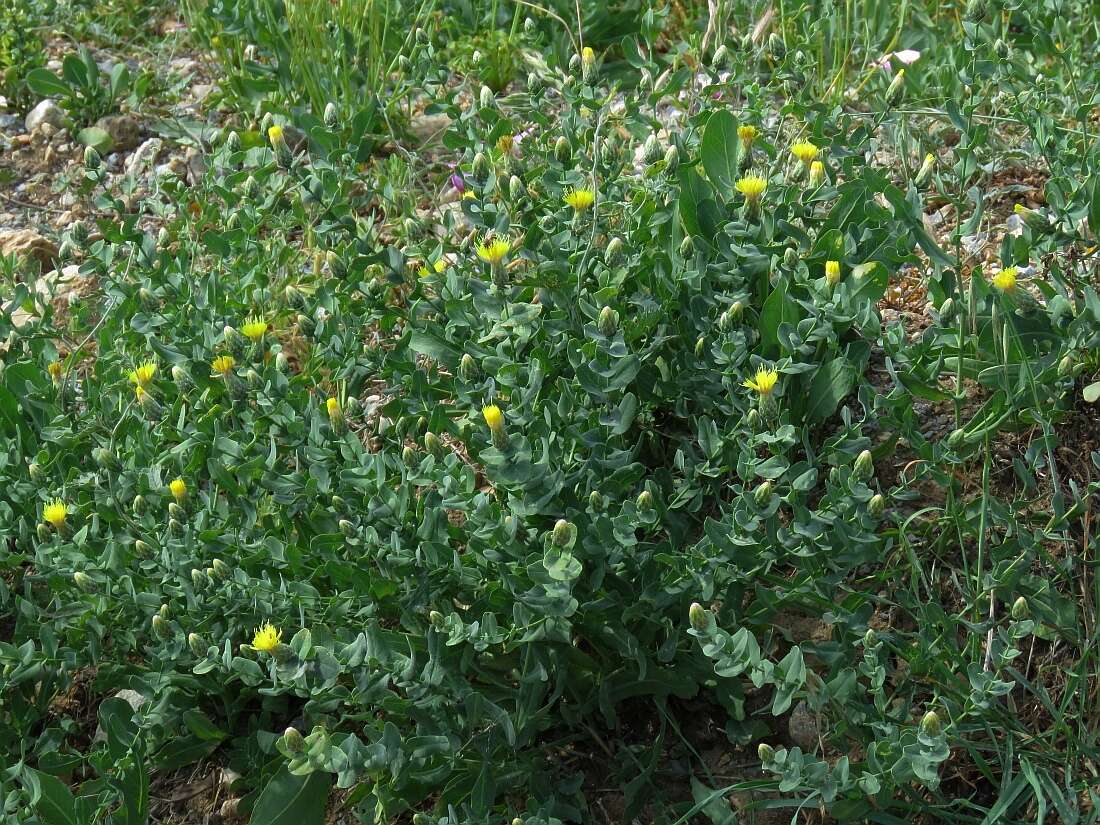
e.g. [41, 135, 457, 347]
[4, 2, 1100, 824]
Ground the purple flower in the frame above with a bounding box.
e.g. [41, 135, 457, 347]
[450, 172, 465, 193]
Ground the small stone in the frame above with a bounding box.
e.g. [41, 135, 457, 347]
[0, 229, 58, 271]
[787, 700, 819, 751]
[93, 690, 148, 742]
[94, 114, 142, 152]
[124, 137, 163, 176]
[25, 100, 66, 133]
[409, 113, 452, 146]
[191, 83, 215, 102]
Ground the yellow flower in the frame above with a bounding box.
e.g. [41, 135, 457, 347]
[791, 141, 820, 164]
[129, 361, 157, 386]
[496, 133, 514, 154]
[582, 46, 596, 66]
[268, 125, 284, 145]
[252, 623, 282, 652]
[211, 355, 236, 376]
[735, 175, 767, 203]
[738, 124, 759, 149]
[241, 316, 268, 342]
[169, 478, 187, 502]
[482, 404, 504, 433]
[326, 396, 342, 421]
[462, 191, 476, 200]
[809, 160, 825, 188]
[135, 384, 151, 405]
[825, 260, 841, 286]
[43, 499, 67, 529]
[564, 188, 596, 211]
[48, 361, 63, 382]
[992, 267, 1017, 292]
[476, 237, 511, 265]
[743, 368, 779, 396]
[418, 259, 447, 278]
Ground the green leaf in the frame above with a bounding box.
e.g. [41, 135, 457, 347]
[805, 357, 858, 423]
[1083, 381, 1100, 404]
[22, 769, 80, 825]
[758, 279, 799, 357]
[701, 110, 739, 192]
[183, 709, 229, 741]
[689, 777, 736, 825]
[249, 766, 331, 825]
[25, 69, 71, 100]
[76, 126, 113, 152]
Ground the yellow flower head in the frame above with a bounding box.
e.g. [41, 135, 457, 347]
[129, 361, 157, 386]
[169, 478, 187, 502]
[735, 175, 768, 203]
[252, 623, 282, 652]
[43, 498, 67, 529]
[791, 141, 820, 164]
[326, 396, 342, 421]
[564, 188, 596, 211]
[743, 367, 779, 396]
[48, 361, 64, 382]
[581, 46, 596, 66]
[268, 125, 284, 145]
[825, 260, 841, 286]
[418, 259, 447, 278]
[496, 133, 514, 154]
[992, 266, 1017, 292]
[462, 191, 477, 200]
[211, 355, 236, 377]
[241, 316, 268, 342]
[738, 125, 759, 148]
[482, 404, 504, 433]
[476, 237, 511, 265]
[809, 160, 825, 187]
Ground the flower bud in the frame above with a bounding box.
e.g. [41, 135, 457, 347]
[808, 160, 825, 188]
[783, 246, 800, 268]
[283, 726, 305, 753]
[758, 742, 776, 763]
[713, 45, 730, 68]
[152, 614, 171, 639]
[862, 627, 877, 648]
[134, 539, 151, 556]
[663, 145, 679, 171]
[920, 710, 942, 738]
[598, 306, 618, 337]
[915, 153, 935, 187]
[37, 523, 52, 543]
[70, 219, 90, 246]
[73, 571, 94, 591]
[1014, 203, 1048, 232]
[679, 235, 695, 257]
[642, 134, 662, 164]
[459, 353, 478, 381]
[93, 447, 114, 468]
[694, 335, 706, 357]
[754, 480, 774, 507]
[169, 517, 183, 536]
[275, 352, 289, 372]
[688, 602, 708, 631]
[479, 85, 494, 110]
[188, 633, 207, 656]
[297, 313, 316, 337]
[552, 519, 573, 547]
[168, 502, 186, 522]
[554, 136, 571, 165]
[84, 146, 101, 170]
[581, 46, 597, 83]
[191, 568, 205, 589]
[994, 38, 1010, 59]
[605, 236, 624, 264]
[323, 102, 339, 129]
[938, 297, 956, 321]
[132, 494, 146, 516]
[508, 174, 524, 202]
[429, 610, 445, 629]
[212, 558, 232, 580]
[589, 490, 603, 510]
[637, 490, 654, 511]
[424, 431, 441, 455]
[767, 32, 786, 60]
[402, 445, 417, 467]
[339, 519, 357, 538]
[853, 449, 874, 481]
[1011, 596, 1030, 620]
[868, 493, 885, 518]
[243, 175, 260, 199]
[472, 151, 490, 181]
[886, 68, 905, 106]
[226, 130, 241, 152]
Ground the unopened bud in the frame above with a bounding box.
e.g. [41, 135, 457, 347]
[509, 174, 524, 202]
[191, 569, 205, 589]
[226, 130, 241, 152]
[886, 69, 905, 105]
[1011, 596, 1030, 620]
[589, 490, 603, 510]
[920, 710, 942, 738]
[642, 134, 662, 164]
[637, 490, 654, 511]
[37, 523, 52, 543]
[754, 480, 774, 507]
[758, 742, 776, 762]
[680, 235, 695, 257]
[323, 102, 339, 129]
[168, 502, 186, 522]
[402, 445, 417, 466]
[283, 726, 304, 753]
[605, 236, 624, 264]
[916, 153, 935, 187]
[554, 136, 571, 164]
[853, 449, 874, 481]
[188, 633, 207, 656]
[84, 146, 101, 170]
[868, 493, 885, 518]
[808, 160, 825, 188]
[862, 627, 877, 648]
[459, 353, 478, 381]
[212, 558, 231, 580]
[598, 306, 618, 337]
[134, 539, 151, 556]
[479, 85, 494, 109]
[552, 519, 573, 547]
[424, 431, 441, 454]
[339, 519, 356, 538]
[132, 494, 146, 516]
[73, 571, 94, 591]
[152, 614, 171, 639]
[688, 602, 708, 631]
[472, 151, 490, 180]
[664, 145, 679, 171]
[429, 610, 445, 629]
